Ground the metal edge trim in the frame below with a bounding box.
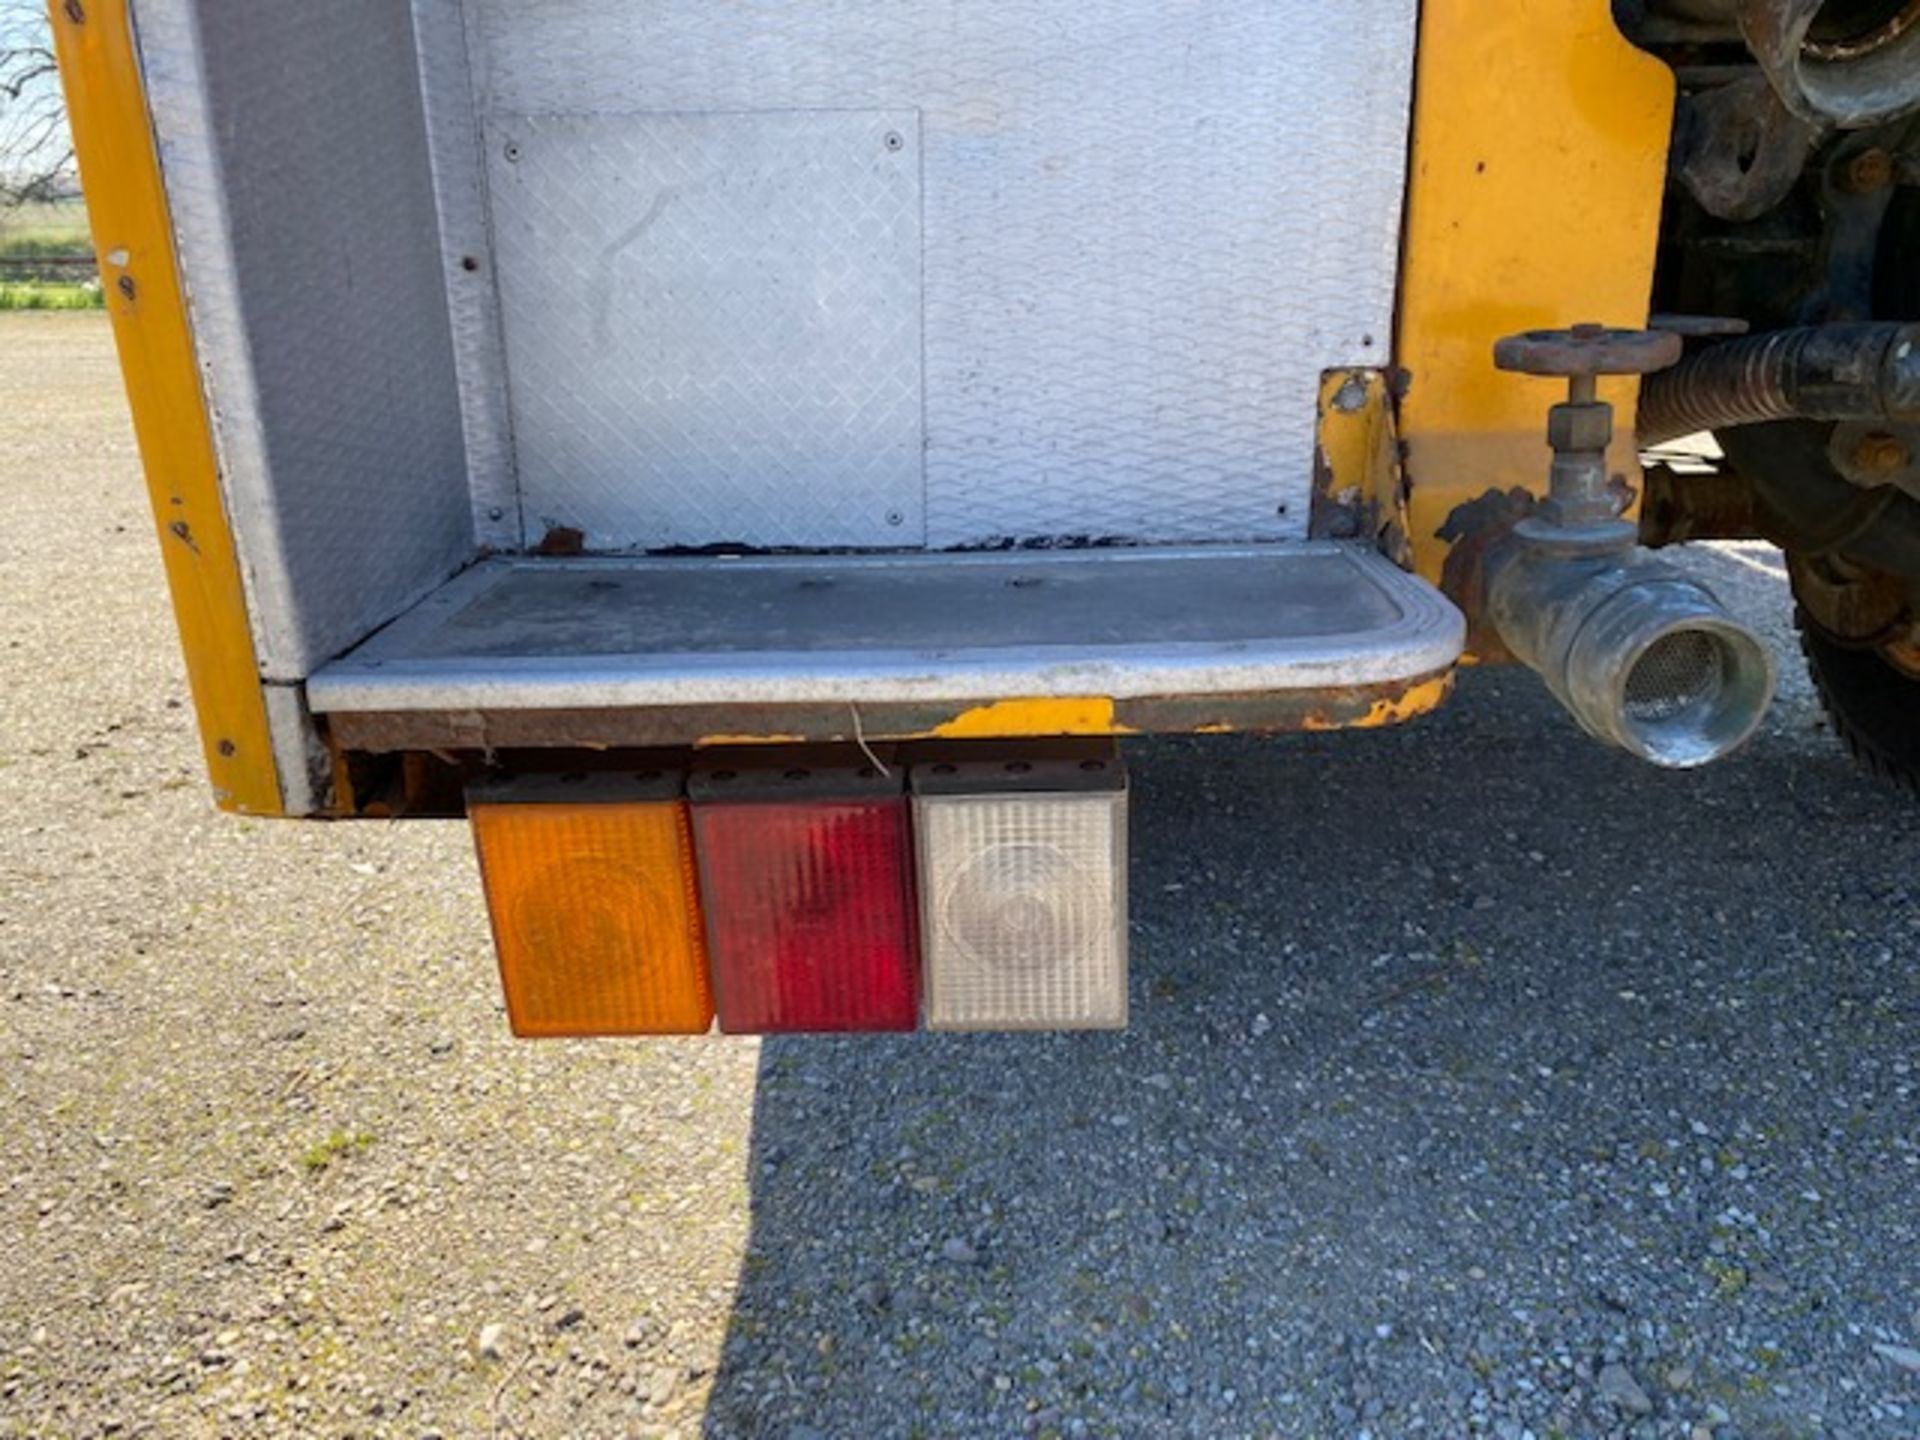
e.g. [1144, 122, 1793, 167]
[51, 0, 283, 814]
[306, 636, 1465, 714]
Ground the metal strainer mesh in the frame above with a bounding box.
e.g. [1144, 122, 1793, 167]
[1625, 630, 1724, 724]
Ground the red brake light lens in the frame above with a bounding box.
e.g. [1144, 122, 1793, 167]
[691, 771, 919, 1033]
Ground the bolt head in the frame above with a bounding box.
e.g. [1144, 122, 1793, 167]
[1853, 431, 1911, 476]
[1841, 148, 1894, 194]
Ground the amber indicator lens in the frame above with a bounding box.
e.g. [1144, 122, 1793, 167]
[469, 776, 711, 1036]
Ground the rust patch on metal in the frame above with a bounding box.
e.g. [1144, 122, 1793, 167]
[1640, 463, 1762, 546]
[1493, 326, 1679, 378]
[533, 525, 586, 556]
[1738, 0, 1920, 127]
[1788, 551, 1912, 643]
[326, 671, 1458, 760]
[1671, 73, 1815, 223]
[1435, 487, 1536, 661]
[1115, 672, 1452, 737]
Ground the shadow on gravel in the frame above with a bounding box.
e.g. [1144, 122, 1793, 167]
[701, 548, 1920, 1440]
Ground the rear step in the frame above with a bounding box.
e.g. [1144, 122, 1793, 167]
[308, 544, 1464, 750]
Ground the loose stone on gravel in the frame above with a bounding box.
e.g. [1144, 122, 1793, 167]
[1872, 1342, 1920, 1374]
[646, 1364, 681, 1406]
[1597, 1362, 1655, 1416]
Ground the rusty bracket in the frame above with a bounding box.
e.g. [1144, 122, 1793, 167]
[1673, 73, 1820, 221]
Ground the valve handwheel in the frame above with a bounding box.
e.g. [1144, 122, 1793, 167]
[1490, 323, 1684, 536]
[1493, 323, 1683, 380]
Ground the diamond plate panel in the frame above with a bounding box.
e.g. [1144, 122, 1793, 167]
[486, 110, 925, 550]
[465, 0, 1418, 548]
[138, 0, 474, 678]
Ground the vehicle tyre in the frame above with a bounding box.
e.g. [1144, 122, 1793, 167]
[1797, 607, 1920, 794]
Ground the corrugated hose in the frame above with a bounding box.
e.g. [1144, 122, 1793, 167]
[1637, 322, 1920, 447]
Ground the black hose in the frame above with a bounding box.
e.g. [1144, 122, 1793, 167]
[1637, 322, 1920, 446]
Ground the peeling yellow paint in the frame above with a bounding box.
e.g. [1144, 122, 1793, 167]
[1316, 371, 1390, 495]
[932, 697, 1128, 739]
[1301, 675, 1455, 731]
[696, 679, 1457, 746]
[1315, 371, 1408, 562]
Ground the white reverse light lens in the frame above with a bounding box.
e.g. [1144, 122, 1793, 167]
[915, 784, 1127, 1031]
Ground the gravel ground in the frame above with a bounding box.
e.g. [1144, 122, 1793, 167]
[1, 312, 1917, 1440]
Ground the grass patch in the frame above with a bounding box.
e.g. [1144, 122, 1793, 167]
[1702, 1257, 1750, 1299]
[301, 1128, 376, 1173]
[0, 282, 104, 311]
[0, 199, 90, 249]
[0, 235, 90, 261]
[1, 204, 96, 302]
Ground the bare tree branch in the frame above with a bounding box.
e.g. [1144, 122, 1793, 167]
[0, 1, 75, 209]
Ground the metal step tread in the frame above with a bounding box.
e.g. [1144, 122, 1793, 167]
[306, 544, 1463, 714]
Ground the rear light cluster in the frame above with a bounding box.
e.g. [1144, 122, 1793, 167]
[468, 753, 1127, 1036]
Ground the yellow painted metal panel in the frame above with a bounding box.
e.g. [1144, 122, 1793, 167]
[50, 0, 282, 813]
[933, 698, 1128, 740]
[1316, 372, 1391, 504]
[1398, 1, 1675, 608]
[1315, 370, 1411, 566]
